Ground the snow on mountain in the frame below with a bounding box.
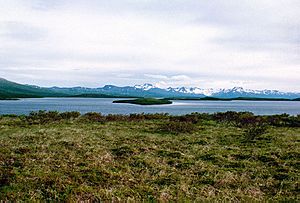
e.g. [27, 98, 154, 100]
[2, 77, 298, 99]
[222, 87, 290, 95]
[189, 88, 221, 96]
[105, 83, 300, 98]
[211, 87, 300, 98]
[165, 87, 218, 96]
[165, 86, 299, 98]
[134, 83, 156, 91]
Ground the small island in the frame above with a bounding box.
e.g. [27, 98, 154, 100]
[113, 98, 172, 105]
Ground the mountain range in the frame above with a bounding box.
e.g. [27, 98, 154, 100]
[1, 78, 300, 99]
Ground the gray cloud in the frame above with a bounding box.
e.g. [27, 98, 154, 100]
[0, 0, 299, 91]
[1, 21, 46, 41]
[194, 1, 300, 50]
[30, 0, 65, 11]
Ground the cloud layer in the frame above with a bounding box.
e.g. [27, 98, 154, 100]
[0, 0, 299, 91]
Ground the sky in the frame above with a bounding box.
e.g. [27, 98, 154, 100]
[0, 0, 299, 91]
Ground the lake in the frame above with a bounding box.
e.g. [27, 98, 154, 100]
[0, 98, 299, 115]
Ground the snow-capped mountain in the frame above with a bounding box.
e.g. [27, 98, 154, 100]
[117, 84, 300, 99]
[211, 87, 298, 98]
[167, 87, 221, 96]
[2, 78, 299, 99]
[134, 83, 155, 91]
[48, 83, 300, 98]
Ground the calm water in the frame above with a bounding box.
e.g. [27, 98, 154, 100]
[0, 98, 299, 115]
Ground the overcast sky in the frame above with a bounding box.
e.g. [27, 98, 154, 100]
[0, 0, 299, 91]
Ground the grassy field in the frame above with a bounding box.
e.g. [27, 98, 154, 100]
[0, 112, 299, 201]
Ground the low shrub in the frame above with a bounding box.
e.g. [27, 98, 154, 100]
[171, 114, 200, 124]
[4, 111, 300, 128]
[212, 111, 257, 126]
[26, 110, 62, 124]
[82, 112, 105, 123]
[143, 113, 170, 120]
[244, 124, 268, 141]
[25, 111, 81, 124]
[267, 114, 300, 127]
[235, 114, 261, 128]
[159, 121, 197, 134]
[105, 114, 127, 122]
[128, 113, 169, 121]
[60, 111, 81, 120]
[0, 114, 19, 118]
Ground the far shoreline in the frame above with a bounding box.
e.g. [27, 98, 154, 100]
[1, 96, 299, 102]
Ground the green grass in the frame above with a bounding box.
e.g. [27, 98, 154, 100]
[0, 114, 299, 201]
[113, 98, 172, 105]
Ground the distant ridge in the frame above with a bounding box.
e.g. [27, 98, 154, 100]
[1, 78, 300, 99]
[0, 78, 66, 99]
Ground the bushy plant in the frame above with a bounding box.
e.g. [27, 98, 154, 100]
[25, 111, 81, 124]
[60, 111, 81, 120]
[191, 112, 213, 120]
[235, 114, 263, 128]
[6, 111, 300, 128]
[143, 113, 170, 120]
[267, 114, 300, 127]
[159, 121, 196, 134]
[213, 111, 255, 124]
[26, 110, 62, 124]
[212, 111, 239, 125]
[105, 114, 127, 122]
[171, 114, 200, 124]
[81, 112, 105, 123]
[244, 124, 268, 141]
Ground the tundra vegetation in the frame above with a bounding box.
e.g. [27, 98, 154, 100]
[0, 111, 299, 201]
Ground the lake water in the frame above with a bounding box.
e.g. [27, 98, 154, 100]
[0, 98, 299, 115]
